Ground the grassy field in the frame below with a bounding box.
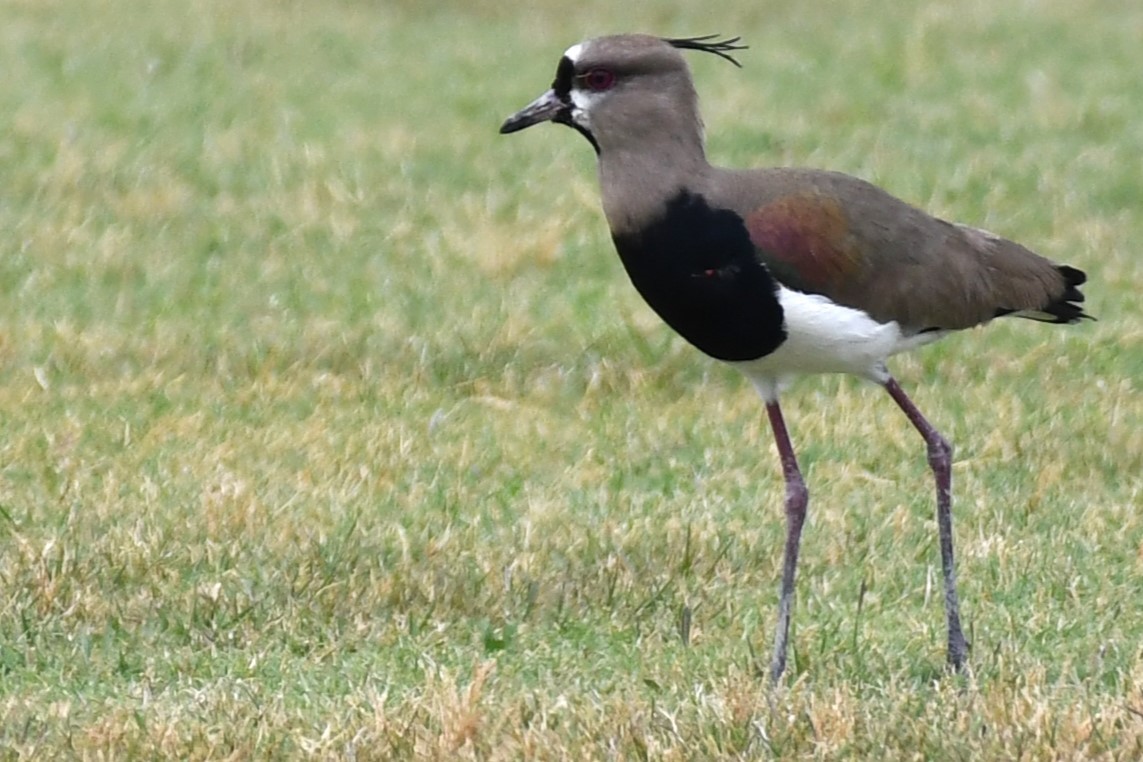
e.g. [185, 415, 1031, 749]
[1, 0, 1141, 757]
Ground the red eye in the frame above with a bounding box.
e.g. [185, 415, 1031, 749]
[581, 68, 616, 92]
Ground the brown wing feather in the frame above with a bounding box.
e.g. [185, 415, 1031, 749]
[717, 168, 1087, 331]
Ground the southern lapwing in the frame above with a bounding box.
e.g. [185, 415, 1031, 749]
[499, 33, 1092, 681]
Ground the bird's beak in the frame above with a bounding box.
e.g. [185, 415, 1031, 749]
[500, 89, 565, 134]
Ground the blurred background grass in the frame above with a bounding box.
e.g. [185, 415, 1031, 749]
[1, 0, 1140, 757]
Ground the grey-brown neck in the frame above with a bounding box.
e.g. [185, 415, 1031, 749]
[598, 125, 711, 235]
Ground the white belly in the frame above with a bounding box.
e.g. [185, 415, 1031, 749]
[733, 287, 947, 401]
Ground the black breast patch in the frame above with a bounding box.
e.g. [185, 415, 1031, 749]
[610, 191, 787, 362]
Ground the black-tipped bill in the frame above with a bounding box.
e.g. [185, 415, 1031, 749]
[500, 89, 565, 134]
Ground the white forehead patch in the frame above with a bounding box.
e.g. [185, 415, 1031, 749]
[563, 42, 584, 63]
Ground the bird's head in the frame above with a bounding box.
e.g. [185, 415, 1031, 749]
[499, 34, 745, 155]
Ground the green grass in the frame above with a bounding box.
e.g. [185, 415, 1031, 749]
[1, 0, 1141, 757]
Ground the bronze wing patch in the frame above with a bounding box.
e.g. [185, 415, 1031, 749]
[744, 194, 866, 296]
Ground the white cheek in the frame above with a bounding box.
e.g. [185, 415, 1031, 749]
[569, 89, 594, 111]
[569, 88, 601, 126]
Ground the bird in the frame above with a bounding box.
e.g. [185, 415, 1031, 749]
[498, 33, 1092, 681]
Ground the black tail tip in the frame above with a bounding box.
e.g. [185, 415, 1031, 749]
[1058, 265, 1087, 286]
[1057, 265, 1093, 318]
[1055, 264, 1095, 322]
[997, 264, 1094, 324]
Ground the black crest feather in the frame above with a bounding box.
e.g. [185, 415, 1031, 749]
[663, 34, 747, 67]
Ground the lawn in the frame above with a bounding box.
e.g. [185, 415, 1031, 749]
[1, 0, 1141, 758]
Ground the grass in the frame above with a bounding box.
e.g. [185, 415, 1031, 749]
[1, 0, 1141, 757]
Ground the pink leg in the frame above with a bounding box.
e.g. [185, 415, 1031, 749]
[884, 377, 969, 670]
[765, 400, 808, 682]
